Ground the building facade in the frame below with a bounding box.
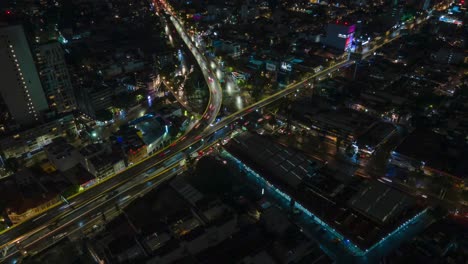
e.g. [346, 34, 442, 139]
[0, 25, 48, 127]
[44, 137, 80, 172]
[322, 22, 356, 51]
[75, 84, 113, 119]
[0, 114, 77, 159]
[37, 42, 77, 114]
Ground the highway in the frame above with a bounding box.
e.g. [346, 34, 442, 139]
[4, 155, 187, 262]
[169, 14, 223, 126]
[0, 4, 224, 261]
[0, 1, 406, 260]
[0, 35, 352, 264]
[2, 136, 226, 263]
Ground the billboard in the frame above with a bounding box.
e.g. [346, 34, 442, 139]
[266, 62, 277, 71]
[280, 62, 292, 72]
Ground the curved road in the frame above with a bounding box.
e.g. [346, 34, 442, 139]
[0, 5, 224, 261]
[1, 0, 369, 259]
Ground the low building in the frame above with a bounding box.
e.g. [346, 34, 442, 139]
[241, 251, 276, 264]
[1, 168, 69, 224]
[79, 143, 125, 178]
[260, 205, 290, 235]
[355, 121, 397, 155]
[158, 105, 182, 118]
[226, 132, 322, 189]
[0, 114, 77, 159]
[88, 154, 125, 178]
[110, 234, 146, 263]
[64, 165, 96, 189]
[112, 129, 148, 166]
[385, 219, 468, 263]
[154, 52, 174, 69]
[213, 39, 241, 58]
[130, 115, 170, 155]
[431, 47, 466, 64]
[145, 181, 239, 264]
[122, 60, 145, 73]
[348, 180, 416, 224]
[44, 137, 80, 172]
[172, 206, 237, 257]
[390, 129, 468, 180]
[170, 177, 204, 205]
[347, 90, 411, 124]
[292, 101, 377, 143]
[79, 143, 107, 170]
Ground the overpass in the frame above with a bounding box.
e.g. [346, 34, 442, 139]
[0, 1, 408, 261]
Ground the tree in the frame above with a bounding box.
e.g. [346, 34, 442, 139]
[61, 185, 80, 198]
[460, 190, 468, 202]
[4, 158, 19, 173]
[251, 86, 263, 101]
[95, 109, 113, 122]
[113, 94, 131, 109]
[174, 75, 185, 85]
[134, 89, 146, 104]
[430, 205, 448, 219]
[336, 137, 343, 150]
[0, 200, 6, 214]
[433, 175, 453, 189]
[190, 157, 234, 195]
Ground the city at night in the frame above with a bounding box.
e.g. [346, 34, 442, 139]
[0, 0, 466, 263]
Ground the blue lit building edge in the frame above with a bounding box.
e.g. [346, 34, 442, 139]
[221, 150, 428, 257]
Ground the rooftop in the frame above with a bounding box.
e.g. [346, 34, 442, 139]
[228, 132, 321, 189]
[348, 180, 416, 223]
[44, 137, 77, 158]
[79, 143, 106, 157]
[131, 115, 166, 145]
[356, 121, 396, 149]
[292, 99, 377, 138]
[394, 129, 468, 178]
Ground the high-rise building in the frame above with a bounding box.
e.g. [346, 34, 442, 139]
[322, 22, 356, 51]
[37, 42, 77, 114]
[422, 0, 431, 10]
[391, 0, 404, 23]
[75, 84, 114, 119]
[0, 25, 48, 127]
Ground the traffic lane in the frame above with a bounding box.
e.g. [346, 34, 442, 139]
[0, 27, 223, 246]
[170, 16, 222, 125]
[3, 164, 183, 262]
[178, 11, 348, 135]
[1, 153, 159, 241]
[0, 0, 208, 237]
[0, 113, 212, 250]
[204, 61, 353, 134]
[15, 139, 218, 258]
[10, 148, 197, 256]
[7, 14, 344, 262]
[0, 19, 348, 251]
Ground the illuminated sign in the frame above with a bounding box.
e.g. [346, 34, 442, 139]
[232, 72, 247, 80]
[192, 14, 202, 21]
[439, 16, 463, 25]
[266, 62, 276, 71]
[281, 62, 292, 72]
[338, 33, 352, 38]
